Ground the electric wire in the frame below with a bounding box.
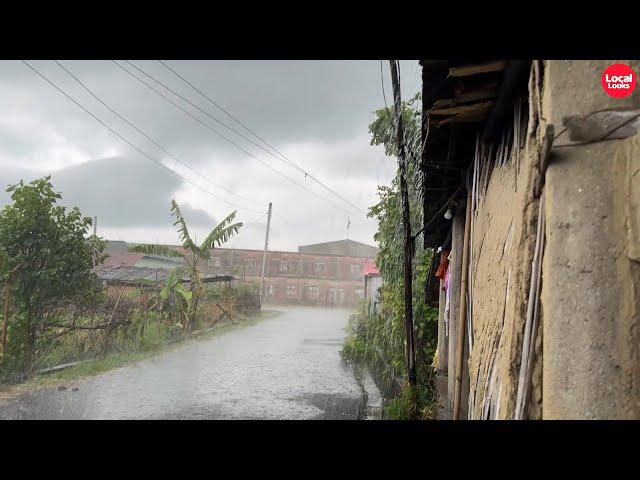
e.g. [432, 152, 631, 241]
[112, 60, 362, 219]
[156, 60, 366, 214]
[21, 60, 265, 216]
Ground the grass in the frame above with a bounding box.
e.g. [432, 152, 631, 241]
[26, 309, 281, 388]
[341, 311, 438, 420]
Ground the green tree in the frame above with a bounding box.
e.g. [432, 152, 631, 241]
[345, 93, 439, 408]
[0, 176, 104, 374]
[129, 200, 242, 331]
[369, 92, 422, 158]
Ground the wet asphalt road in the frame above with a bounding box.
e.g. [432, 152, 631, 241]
[0, 306, 369, 420]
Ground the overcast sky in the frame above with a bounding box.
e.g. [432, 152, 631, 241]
[0, 60, 421, 251]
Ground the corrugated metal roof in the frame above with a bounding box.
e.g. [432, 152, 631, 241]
[94, 265, 235, 285]
[95, 265, 174, 283]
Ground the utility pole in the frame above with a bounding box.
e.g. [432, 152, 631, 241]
[93, 216, 97, 236]
[390, 59, 417, 389]
[260, 202, 272, 305]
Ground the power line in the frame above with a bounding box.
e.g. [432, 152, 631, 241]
[156, 60, 366, 214]
[112, 60, 362, 219]
[123, 60, 363, 217]
[21, 60, 265, 216]
[54, 60, 266, 210]
[158, 60, 283, 159]
[129, 60, 297, 168]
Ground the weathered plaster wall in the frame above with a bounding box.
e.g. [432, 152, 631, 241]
[541, 60, 640, 419]
[446, 60, 639, 419]
[466, 63, 545, 420]
[466, 147, 541, 419]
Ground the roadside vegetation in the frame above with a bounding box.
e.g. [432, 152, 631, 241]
[0, 176, 252, 387]
[341, 93, 439, 419]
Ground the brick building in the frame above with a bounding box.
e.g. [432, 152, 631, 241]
[199, 239, 378, 307]
[102, 239, 378, 308]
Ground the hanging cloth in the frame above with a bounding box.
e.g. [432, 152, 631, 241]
[443, 256, 452, 337]
[435, 249, 450, 281]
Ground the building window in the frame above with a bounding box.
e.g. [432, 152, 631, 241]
[313, 262, 326, 273]
[246, 259, 256, 269]
[328, 287, 337, 303]
[350, 264, 361, 274]
[267, 284, 274, 296]
[280, 261, 290, 272]
[208, 257, 221, 267]
[286, 285, 297, 296]
[307, 286, 319, 299]
[355, 288, 364, 299]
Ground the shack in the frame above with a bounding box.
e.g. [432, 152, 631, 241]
[421, 60, 640, 419]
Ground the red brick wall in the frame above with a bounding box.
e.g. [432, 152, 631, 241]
[191, 247, 370, 307]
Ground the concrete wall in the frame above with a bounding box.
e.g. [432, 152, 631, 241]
[540, 60, 640, 419]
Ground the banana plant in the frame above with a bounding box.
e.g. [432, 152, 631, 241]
[130, 200, 242, 330]
[159, 268, 192, 326]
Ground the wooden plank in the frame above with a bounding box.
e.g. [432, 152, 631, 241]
[432, 88, 497, 109]
[216, 303, 236, 324]
[434, 114, 490, 127]
[449, 61, 507, 77]
[37, 358, 97, 374]
[430, 101, 494, 117]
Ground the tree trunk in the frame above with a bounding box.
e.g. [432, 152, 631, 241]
[23, 315, 34, 375]
[188, 264, 201, 332]
[1, 281, 13, 356]
[1, 265, 21, 356]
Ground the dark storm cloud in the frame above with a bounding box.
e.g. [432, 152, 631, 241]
[0, 60, 421, 249]
[0, 60, 419, 165]
[0, 156, 216, 228]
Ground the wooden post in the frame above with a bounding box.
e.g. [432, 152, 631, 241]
[437, 277, 448, 373]
[453, 190, 472, 419]
[390, 60, 417, 388]
[448, 215, 464, 409]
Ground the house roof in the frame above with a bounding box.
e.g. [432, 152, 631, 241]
[297, 239, 378, 258]
[363, 259, 380, 277]
[100, 252, 144, 268]
[94, 265, 234, 285]
[103, 240, 131, 256]
[419, 60, 531, 248]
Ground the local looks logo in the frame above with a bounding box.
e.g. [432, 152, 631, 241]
[602, 64, 636, 98]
